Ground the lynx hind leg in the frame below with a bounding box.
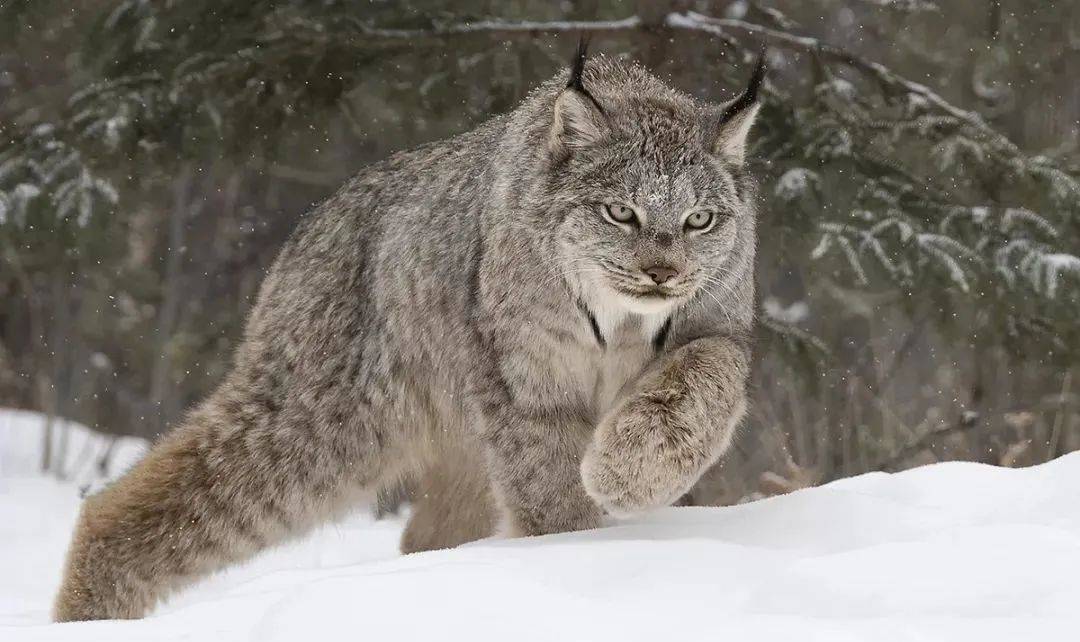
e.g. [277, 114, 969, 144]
[400, 445, 497, 554]
[53, 383, 390, 622]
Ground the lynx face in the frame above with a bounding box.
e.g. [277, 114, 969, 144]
[545, 53, 762, 316]
[553, 132, 750, 315]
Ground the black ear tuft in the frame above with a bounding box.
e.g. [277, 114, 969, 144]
[568, 36, 590, 92]
[713, 49, 767, 164]
[566, 35, 605, 115]
[549, 36, 609, 155]
[720, 48, 767, 124]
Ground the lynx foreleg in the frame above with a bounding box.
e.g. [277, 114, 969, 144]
[581, 336, 749, 515]
[481, 405, 602, 537]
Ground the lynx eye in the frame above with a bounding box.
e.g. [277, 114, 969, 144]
[684, 208, 716, 232]
[601, 202, 639, 227]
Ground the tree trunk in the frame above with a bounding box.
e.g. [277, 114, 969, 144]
[149, 167, 196, 438]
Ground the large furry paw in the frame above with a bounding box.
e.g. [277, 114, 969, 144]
[499, 492, 604, 538]
[580, 391, 708, 516]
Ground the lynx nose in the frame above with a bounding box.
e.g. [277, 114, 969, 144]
[644, 265, 678, 285]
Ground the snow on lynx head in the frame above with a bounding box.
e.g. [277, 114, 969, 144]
[542, 43, 764, 316]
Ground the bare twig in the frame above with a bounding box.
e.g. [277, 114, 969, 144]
[1048, 371, 1072, 460]
[876, 413, 981, 471]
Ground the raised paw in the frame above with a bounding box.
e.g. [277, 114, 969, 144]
[580, 392, 709, 516]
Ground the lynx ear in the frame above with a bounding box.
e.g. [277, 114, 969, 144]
[550, 38, 607, 155]
[713, 53, 766, 165]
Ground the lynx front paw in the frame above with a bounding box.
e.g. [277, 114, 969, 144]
[581, 394, 707, 516]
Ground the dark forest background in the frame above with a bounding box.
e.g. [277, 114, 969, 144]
[1, 0, 1077, 504]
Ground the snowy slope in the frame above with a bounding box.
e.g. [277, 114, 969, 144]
[2, 409, 1080, 641]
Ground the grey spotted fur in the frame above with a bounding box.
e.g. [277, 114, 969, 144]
[54, 49, 763, 621]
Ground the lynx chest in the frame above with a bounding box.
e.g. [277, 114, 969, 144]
[573, 308, 670, 419]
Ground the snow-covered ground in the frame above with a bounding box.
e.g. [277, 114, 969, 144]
[2, 409, 1080, 641]
[0, 408, 146, 486]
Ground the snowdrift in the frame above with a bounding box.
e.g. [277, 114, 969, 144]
[2, 409, 1079, 641]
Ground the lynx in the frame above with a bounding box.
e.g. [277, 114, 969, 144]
[54, 42, 763, 621]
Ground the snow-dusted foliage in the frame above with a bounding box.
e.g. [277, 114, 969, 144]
[2, 2, 1075, 309]
[774, 167, 820, 202]
[755, 45, 1080, 326]
[0, 125, 118, 229]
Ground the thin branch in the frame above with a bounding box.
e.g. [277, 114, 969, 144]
[348, 16, 642, 40]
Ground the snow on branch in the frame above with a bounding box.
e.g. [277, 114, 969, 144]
[853, 0, 939, 12]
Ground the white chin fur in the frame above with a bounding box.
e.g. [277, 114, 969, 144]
[613, 292, 680, 315]
[580, 274, 682, 330]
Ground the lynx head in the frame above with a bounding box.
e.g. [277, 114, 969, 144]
[545, 41, 764, 316]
